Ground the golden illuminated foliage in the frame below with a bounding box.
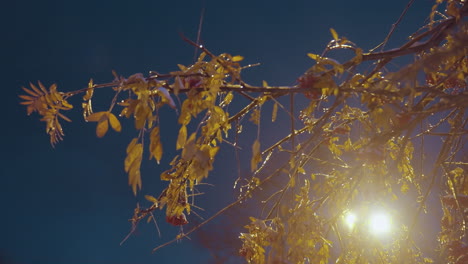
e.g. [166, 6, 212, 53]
[20, 1, 468, 263]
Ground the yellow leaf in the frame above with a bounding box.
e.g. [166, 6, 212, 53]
[298, 167, 306, 174]
[57, 112, 72, 122]
[321, 58, 343, 74]
[423, 257, 433, 263]
[22, 86, 39, 97]
[86, 111, 107, 122]
[232, 55, 244, 62]
[249, 108, 260, 125]
[349, 73, 364, 86]
[173, 76, 183, 95]
[251, 139, 261, 172]
[108, 113, 121, 132]
[177, 64, 187, 71]
[178, 100, 192, 125]
[307, 53, 321, 61]
[147, 215, 153, 223]
[83, 79, 94, 101]
[125, 142, 143, 195]
[124, 140, 139, 181]
[38, 81, 48, 93]
[353, 48, 363, 64]
[96, 114, 109, 138]
[330, 28, 338, 41]
[209, 145, 219, 158]
[19, 95, 35, 101]
[176, 125, 187, 150]
[127, 138, 138, 154]
[150, 127, 163, 164]
[129, 162, 142, 195]
[145, 195, 158, 204]
[272, 102, 278, 122]
[134, 104, 149, 130]
[401, 182, 410, 193]
[61, 99, 73, 110]
[181, 132, 197, 160]
[446, 1, 460, 20]
[29, 82, 43, 95]
[220, 92, 233, 107]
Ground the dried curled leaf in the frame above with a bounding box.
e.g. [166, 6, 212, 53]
[82, 79, 95, 119]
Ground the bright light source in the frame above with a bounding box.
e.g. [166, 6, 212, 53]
[369, 212, 391, 235]
[344, 212, 357, 230]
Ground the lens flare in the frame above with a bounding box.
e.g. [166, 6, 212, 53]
[344, 212, 357, 230]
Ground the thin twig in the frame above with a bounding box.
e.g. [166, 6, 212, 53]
[371, 0, 416, 52]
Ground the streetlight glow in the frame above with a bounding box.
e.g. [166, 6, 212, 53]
[369, 212, 391, 235]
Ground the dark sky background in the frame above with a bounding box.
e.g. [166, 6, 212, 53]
[3, 1, 436, 263]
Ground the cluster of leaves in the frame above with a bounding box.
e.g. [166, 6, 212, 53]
[20, 81, 73, 145]
[20, 0, 468, 263]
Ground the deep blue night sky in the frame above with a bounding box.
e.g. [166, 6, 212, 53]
[3, 1, 434, 263]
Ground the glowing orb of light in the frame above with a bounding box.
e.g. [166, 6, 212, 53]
[369, 212, 391, 235]
[343, 212, 357, 230]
